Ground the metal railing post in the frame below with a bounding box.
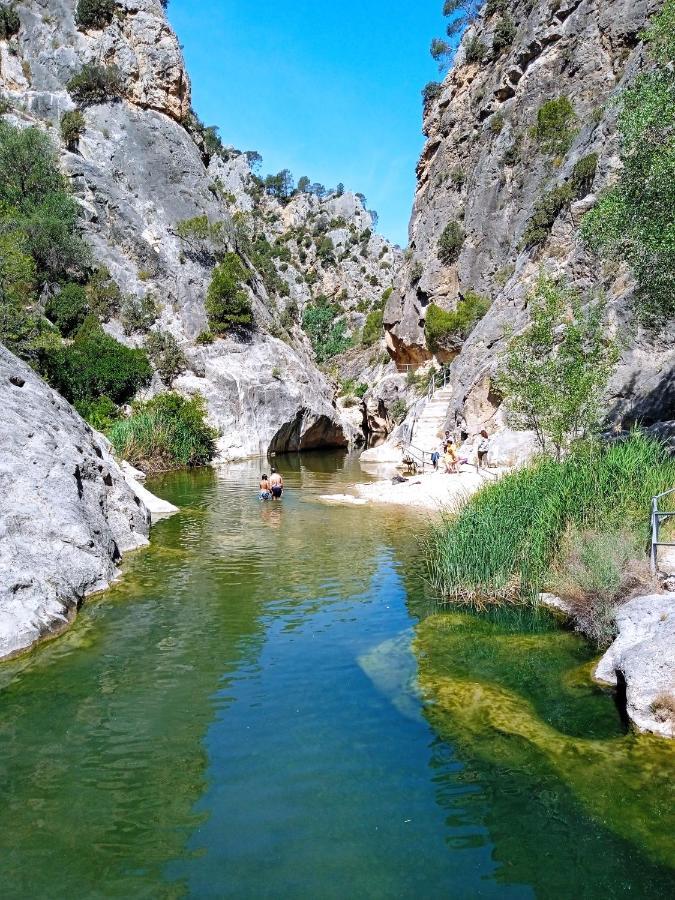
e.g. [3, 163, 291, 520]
[651, 496, 659, 575]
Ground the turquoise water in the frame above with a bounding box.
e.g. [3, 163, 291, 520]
[0, 453, 672, 898]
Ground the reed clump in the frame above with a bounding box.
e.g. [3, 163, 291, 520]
[109, 392, 217, 474]
[424, 434, 675, 610]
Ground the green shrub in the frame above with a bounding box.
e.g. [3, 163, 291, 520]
[643, 0, 675, 64]
[43, 319, 152, 404]
[75, 395, 119, 431]
[437, 220, 465, 265]
[465, 36, 487, 64]
[45, 283, 88, 337]
[389, 398, 408, 423]
[422, 81, 442, 105]
[582, 5, 674, 325]
[0, 4, 20, 39]
[206, 253, 253, 333]
[493, 15, 516, 53]
[66, 63, 123, 107]
[0, 120, 90, 358]
[85, 266, 121, 319]
[196, 330, 214, 345]
[120, 293, 158, 335]
[497, 274, 618, 457]
[532, 97, 576, 155]
[108, 392, 217, 473]
[424, 433, 675, 607]
[489, 111, 505, 134]
[145, 330, 187, 385]
[425, 291, 490, 353]
[302, 298, 351, 363]
[60, 110, 86, 150]
[75, 0, 116, 29]
[521, 155, 597, 248]
[362, 309, 384, 347]
[550, 527, 654, 647]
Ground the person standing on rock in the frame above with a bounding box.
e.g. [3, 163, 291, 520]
[477, 430, 490, 469]
[269, 467, 284, 499]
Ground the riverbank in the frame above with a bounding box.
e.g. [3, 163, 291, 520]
[320, 465, 500, 511]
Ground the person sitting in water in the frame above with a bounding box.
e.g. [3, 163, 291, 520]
[259, 474, 272, 501]
[269, 467, 284, 499]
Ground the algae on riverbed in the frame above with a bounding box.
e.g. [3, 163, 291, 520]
[415, 611, 675, 878]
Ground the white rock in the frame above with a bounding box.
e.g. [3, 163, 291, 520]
[595, 593, 675, 738]
[0, 346, 151, 660]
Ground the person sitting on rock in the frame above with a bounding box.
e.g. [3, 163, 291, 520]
[269, 467, 284, 499]
[444, 441, 459, 474]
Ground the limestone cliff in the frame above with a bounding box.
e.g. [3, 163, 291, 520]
[386, 0, 674, 438]
[0, 343, 151, 659]
[0, 0, 401, 458]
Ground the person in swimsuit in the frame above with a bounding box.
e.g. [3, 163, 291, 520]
[269, 467, 284, 499]
[259, 474, 272, 500]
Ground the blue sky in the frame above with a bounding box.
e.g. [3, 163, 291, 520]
[167, 1, 447, 247]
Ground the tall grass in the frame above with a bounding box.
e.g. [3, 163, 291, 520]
[109, 392, 217, 473]
[424, 434, 675, 608]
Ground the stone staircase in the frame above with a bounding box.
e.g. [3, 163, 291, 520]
[409, 384, 454, 454]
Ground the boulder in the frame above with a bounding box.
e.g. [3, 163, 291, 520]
[0, 345, 152, 660]
[595, 593, 675, 738]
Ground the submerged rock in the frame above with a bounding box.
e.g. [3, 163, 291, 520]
[0, 346, 152, 660]
[595, 593, 675, 738]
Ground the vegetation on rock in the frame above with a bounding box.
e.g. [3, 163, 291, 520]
[582, 0, 675, 325]
[302, 297, 351, 363]
[496, 274, 618, 458]
[67, 63, 123, 106]
[425, 433, 675, 610]
[75, 0, 116, 30]
[532, 97, 577, 156]
[437, 220, 465, 265]
[0, 3, 20, 39]
[206, 253, 253, 333]
[108, 392, 217, 473]
[145, 330, 187, 385]
[60, 110, 86, 150]
[42, 318, 152, 405]
[425, 291, 490, 353]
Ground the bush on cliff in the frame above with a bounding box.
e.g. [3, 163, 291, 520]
[582, 0, 675, 325]
[424, 291, 490, 353]
[206, 253, 253, 334]
[45, 283, 88, 337]
[302, 297, 351, 362]
[532, 97, 577, 155]
[43, 318, 152, 405]
[108, 392, 217, 473]
[437, 220, 465, 265]
[67, 63, 123, 107]
[60, 110, 86, 150]
[361, 309, 384, 347]
[75, 0, 117, 30]
[0, 4, 20, 39]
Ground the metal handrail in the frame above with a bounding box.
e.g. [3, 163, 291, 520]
[650, 487, 675, 574]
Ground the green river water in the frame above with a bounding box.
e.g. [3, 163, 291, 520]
[0, 452, 673, 898]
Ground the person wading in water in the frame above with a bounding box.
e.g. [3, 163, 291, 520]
[259, 474, 272, 501]
[269, 467, 284, 499]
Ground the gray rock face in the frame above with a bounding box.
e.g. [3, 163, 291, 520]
[0, 345, 151, 660]
[388, 0, 674, 435]
[595, 593, 675, 737]
[0, 1, 402, 459]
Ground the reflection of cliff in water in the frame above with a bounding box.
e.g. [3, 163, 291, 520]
[414, 611, 675, 896]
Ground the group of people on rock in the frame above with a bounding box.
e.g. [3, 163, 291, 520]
[431, 429, 491, 474]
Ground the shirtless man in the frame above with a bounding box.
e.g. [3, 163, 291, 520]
[269, 467, 284, 499]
